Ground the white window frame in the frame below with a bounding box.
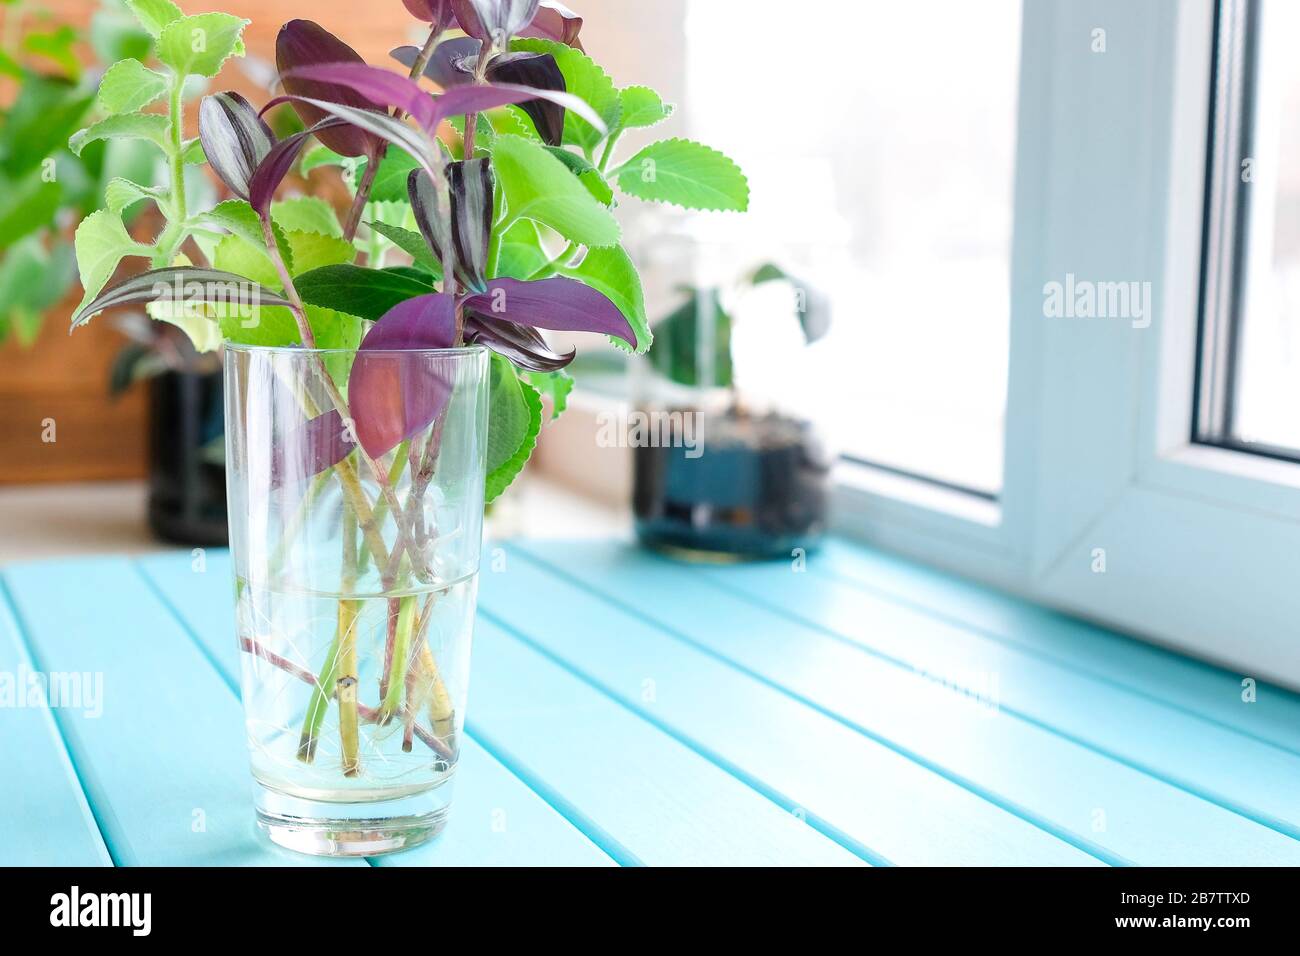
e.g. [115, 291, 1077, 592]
[833, 0, 1300, 687]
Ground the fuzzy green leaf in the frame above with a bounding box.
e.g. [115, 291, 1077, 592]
[525, 369, 574, 419]
[615, 138, 749, 212]
[125, 0, 183, 39]
[493, 219, 550, 280]
[73, 209, 153, 314]
[491, 134, 619, 247]
[560, 244, 650, 353]
[194, 199, 263, 249]
[212, 233, 281, 289]
[105, 177, 166, 215]
[284, 230, 355, 275]
[181, 137, 206, 164]
[156, 13, 247, 79]
[97, 59, 168, 115]
[272, 197, 342, 237]
[69, 112, 171, 157]
[618, 86, 674, 130]
[545, 146, 614, 205]
[485, 354, 543, 503]
[367, 220, 441, 276]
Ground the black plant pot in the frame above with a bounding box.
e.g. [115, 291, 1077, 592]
[633, 407, 831, 561]
[147, 369, 229, 547]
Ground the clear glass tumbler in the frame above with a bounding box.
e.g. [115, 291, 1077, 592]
[223, 344, 489, 856]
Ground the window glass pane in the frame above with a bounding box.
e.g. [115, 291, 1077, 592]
[1228, 0, 1300, 452]
[682, 0, 1021, 493]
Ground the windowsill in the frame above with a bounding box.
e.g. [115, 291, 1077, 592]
[833, 459, 1002, 529]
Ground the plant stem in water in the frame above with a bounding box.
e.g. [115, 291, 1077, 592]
[379, 594, 418, 723]
[337, 508, 361, 775]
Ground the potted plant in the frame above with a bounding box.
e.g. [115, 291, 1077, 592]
[68, 0, 746, 856]
[633, 263, 832, 560]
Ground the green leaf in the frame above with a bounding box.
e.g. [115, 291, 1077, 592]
[212, 233, 281, 289]
[69, 112, 172, 157]
[618, 86, 674, 130]
[299, 144, 354, 177]
[180, 137, 206, 164]
[91, 9, 153, 64]
[647, 288, 732, 388]
[24, 26, 81, 80]
[1, 75, 94, 176]
[272, 197, 342, 237]
[0, 236, 75, 345]
[525, 369, 574, 419]
[545, 146, 614, 205]
[485, 355, 543, 503]
[491, 134, 620, 247]
[105, 177, 166, 215]
[560, 244, 650, 353]
[512, 38, 620, 151]
[0, 170, 62, 250]
[284, 230, 355, 275]
[356, 149, 420, 203]
[220, 301, 361, 355]
[194, 199, 263, 248]
[615, 138, 749, 212]
[295, 265, 436, 322]
[125, 0, 183, 39]
[493, 219, 549, 280]
[367, 220, 441, 276]
[157, 13, 248, 79]
[97, 59, 169, 115]
[73, 209, 153, 314]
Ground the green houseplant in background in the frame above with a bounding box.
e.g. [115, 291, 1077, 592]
[67, 0, 747, 855]
[634, 263, 834, 560]
[0, 0, 155, 346]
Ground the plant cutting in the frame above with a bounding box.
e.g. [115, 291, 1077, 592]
[67, 0, 747, 855]
[634, 264, 832, 560]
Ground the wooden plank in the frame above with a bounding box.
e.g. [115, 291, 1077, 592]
[136, 551, 615, 867]
[693, 548, 1300, 840]
[1, 558, 351, 867]
[818, 538, 1300, 753]
[513, 541, 1300, 866]
[469, 619, 866, 866]
[478, 554, 1101, 866]
[0, 586, 112, 866]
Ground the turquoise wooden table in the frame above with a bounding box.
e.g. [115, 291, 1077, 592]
[4, 537, 1300, 867]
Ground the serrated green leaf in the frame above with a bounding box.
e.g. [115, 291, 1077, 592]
[512, 38, 620, 151]
[525, 369, 574, 419]
[69, 112, 171, 157]
[367, 220, 441, 276]
[618, 86, 674, 130]
[194, 199, 263, 248]
[105, 177, 166, 215]
[485, 355, 543, 503]
[491, 134, 619, 247]
[125, 0, 183, 39]
[73, 209, 153, 314]
[157, 13, 247, 79]
[212, 233, 281, 289]
[615, 138, 749, 212]
[284, 230, 355, 275]
[295, 264, 436, 322]
[272, 197, 342, 237]
[545, 146, 614, 205]
[220, 300, 361, 357]
[560, 244, 650, 353]
[97, 59, 168, 115]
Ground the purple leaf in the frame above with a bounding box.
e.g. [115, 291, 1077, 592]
[464, 313, 574, 370]
[247, 119, 345, 217]
[463, 276, 636, 347]
[485, 52, 565, 145]
[274, 409, 354, 488]
[288, 62, 604, 135]
[348, 294, 458, 457]
[391, 38, 479, 88]
[402, 0, 454, 25]
[198, 92, 275, 201]
[277, 20, 383, 159]
[408, 160, 494, 292]
[519, 1, 584, 48]
[260, 94, 441, 177]
[451, 0, 540, 44]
